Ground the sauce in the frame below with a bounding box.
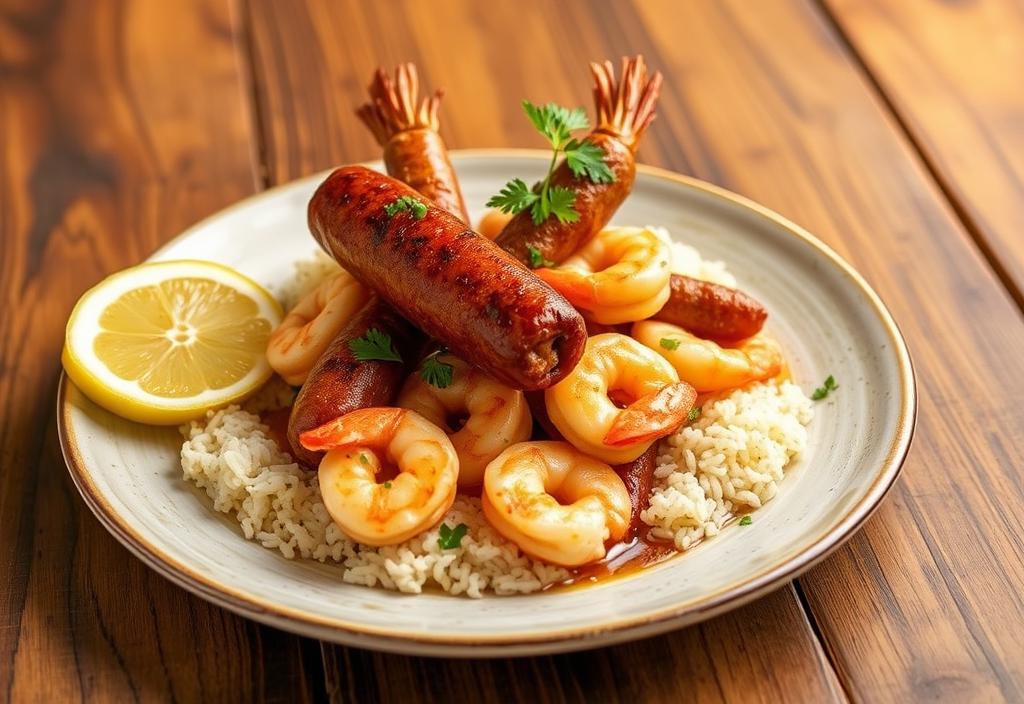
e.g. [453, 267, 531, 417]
[551, 535, 680, 590]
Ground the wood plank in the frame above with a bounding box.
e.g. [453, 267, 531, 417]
[246, 0, 1024, 699]
[244, 1, 849, 701]
[0, 1, 318, 701]
[321, 586, 841, 704]
[823, 0, 1024, 307]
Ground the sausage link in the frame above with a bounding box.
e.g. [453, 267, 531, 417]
[384, 130, 467, 223]
[496, 132, 635, 266]
[613, 444, 658, 540]
[287, 298, 417, 466]
[653, 274, 767, 341]
[309, 166, 587, 391]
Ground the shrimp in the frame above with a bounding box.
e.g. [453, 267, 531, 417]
[631, 320, 782, 392]
[545, 333, 697, 465]
[535, 227, 672, 324]
[397, 354, 532, 488]
[299, 408, 458, 546]
[482, 441, 631, 567]
[266, 270, 369, 385]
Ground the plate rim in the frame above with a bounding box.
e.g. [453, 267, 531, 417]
[57, 148, 917, 656]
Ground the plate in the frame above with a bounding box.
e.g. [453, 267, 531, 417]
[58, 150, 915, 656]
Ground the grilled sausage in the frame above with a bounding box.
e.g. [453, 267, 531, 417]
[309, 165, 587, 391]
[287, 298, 417, 466]
[496, 56, 662, 266]
[356, 64, 469, 222]
[613, 444, 658, 540]
[653, 274, 767, 341]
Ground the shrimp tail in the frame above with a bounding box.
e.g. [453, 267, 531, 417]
[590, 55, 664, 152]
[602, 382, 696, 447]
[299, 407, 407, 452]
[533, 267, 599, 309]
[355, 63, 442, 144]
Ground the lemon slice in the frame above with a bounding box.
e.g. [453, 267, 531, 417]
[63, 260, 283, 424]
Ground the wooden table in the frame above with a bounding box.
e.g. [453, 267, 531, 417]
[3, 0, 1023, 700]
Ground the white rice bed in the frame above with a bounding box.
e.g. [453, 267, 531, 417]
[180, 378, 811, 597]
[178, 236, 812, 597]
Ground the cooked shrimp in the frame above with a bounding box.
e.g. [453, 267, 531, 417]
[535, 227, 671, 324]
[545, 333, 696, 464]
[299, 408, 458, 546]
[266, 271, 369, 385]
[482, 441, 631, 566]
[397, 355, 532, 488]
[476, 209, 514, 240]
[632, 320, 782, 392]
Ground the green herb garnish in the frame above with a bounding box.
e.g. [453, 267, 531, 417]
[383, 481, 392, 489]
[348, 328, 402, 363]
[358, 453, 369, 465]
[420, 349, 454, 389]
[739, 515, 752, 526]
[687, 406, 702, 423]
[487, 101, 614, 226]
[437, 523, 469, 550]
[811, 375, 838, 401]
[526, 245, 555, 269]
[384, 195, 428, 220]
[659, 337, 681, 351]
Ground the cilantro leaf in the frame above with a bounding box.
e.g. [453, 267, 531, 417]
[348, 328, 402, 363]
[660, 337, 681, 351]
[485, 178, 539, 215]
[526, 245, 555, 269]
[739, 515, 752, 526]
[546, 186, 580, 224]
[521, 101, 589, 149]
[421, 353, 454, 389]
[384, 195, 427, 220]
[437, 522, 469, 550]
[565, 139, 616, 183]
[811, 374, 839, 401]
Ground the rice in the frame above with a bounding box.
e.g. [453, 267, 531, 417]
[180, 405, 569, 596]
[178, 238, 812, 596]
[642, 381, 813, 549]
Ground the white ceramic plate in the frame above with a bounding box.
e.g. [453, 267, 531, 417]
[58, 150, 915, 657]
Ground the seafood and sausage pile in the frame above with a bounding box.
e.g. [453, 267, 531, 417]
[174, 57, 816, 596]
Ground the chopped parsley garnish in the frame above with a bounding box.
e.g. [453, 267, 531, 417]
[348, 328, 402, 363]
[420, 349, 454, 389]
[687, 406, 702, 423]
[358, 453, 369, 465]
[383, 481, 392, 489]
[437, 522, 469, 550]
[659, 337, 681, 351]
[487, 101, 614, 226]
[384, 195, 428, 220]
[811, 374, 838, 401]
[526, 245, 555, 269]
[739, 515, 752, 526]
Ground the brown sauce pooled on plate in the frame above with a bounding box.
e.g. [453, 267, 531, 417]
[552, 535, 680, 590]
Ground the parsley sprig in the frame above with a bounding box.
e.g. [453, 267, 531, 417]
[487, 101, 615, 226]
[384, 195, 427, 220]
[527, 245, 555, 269]
[438, 523, 469, 550]
[660, 337, 681, 351]
[811, 374, 838, 401]
[348, 328, 402, 363]
[420, 348, 454, 389]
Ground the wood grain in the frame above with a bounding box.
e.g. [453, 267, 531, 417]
[321, 586, 842, 704]
[823, 0, 1024, 308]
[246, 0, 1024, 700]
[0, 1, 318, 701]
